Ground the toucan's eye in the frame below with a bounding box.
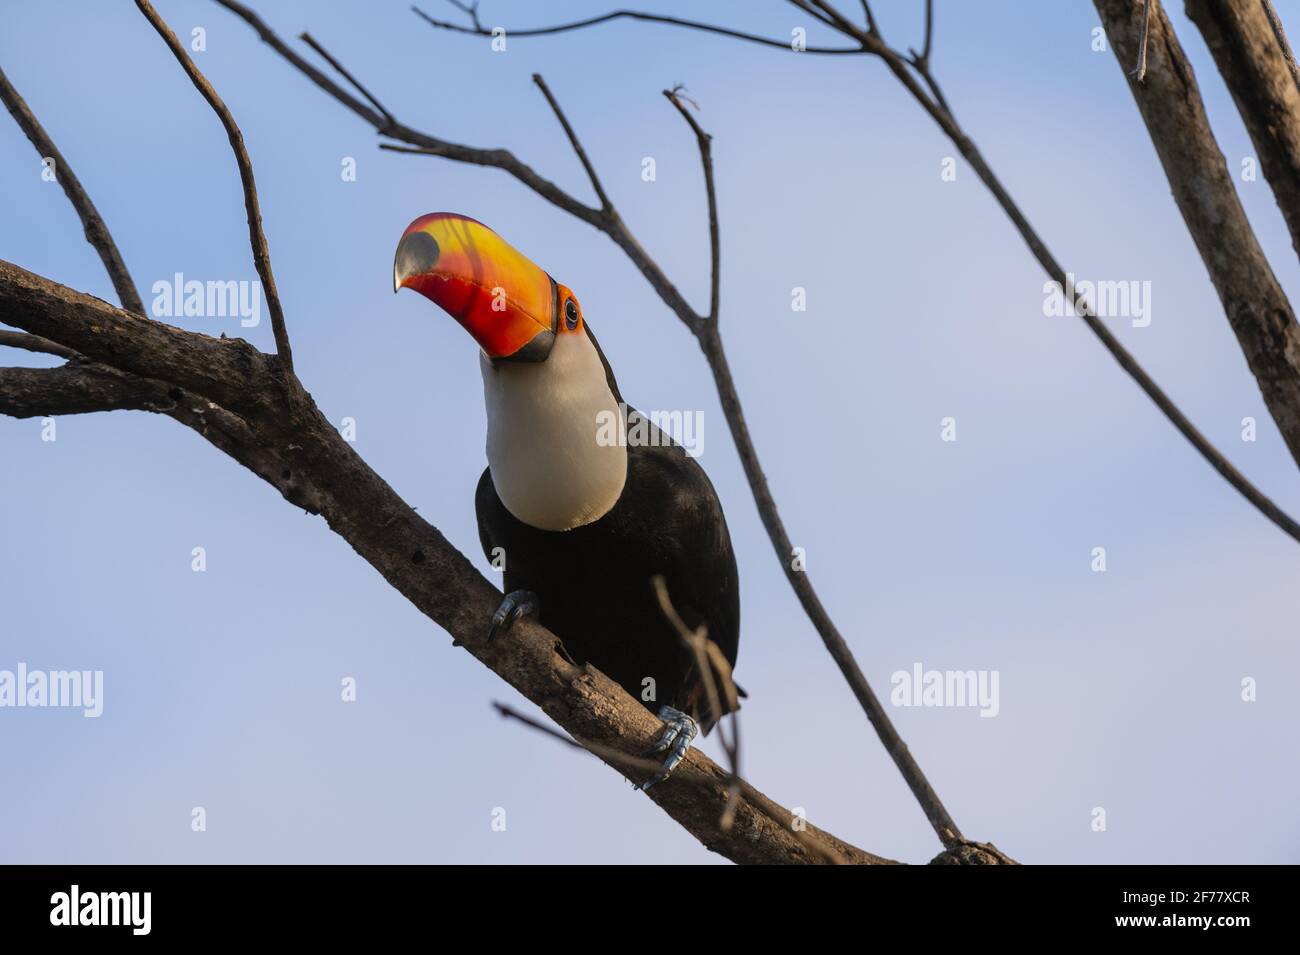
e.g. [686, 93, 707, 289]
[564, 298, 579, 330]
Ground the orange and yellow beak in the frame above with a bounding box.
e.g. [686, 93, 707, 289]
[393, 213, 557, 361]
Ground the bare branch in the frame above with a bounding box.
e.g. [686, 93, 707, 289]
[0, 259, 277, 416]
[1096, 0, 1300, 492]
[786, 0, 843, 32]
[533, 74, 613, 214]
[1186, 0, 1300, 268]
[411, 4, 865, 54]
[135, 0, 294, 372]
[651, 575, 741, 829]
[918, 0, 933, 61]
[0, 66, 145, 315]
[0, 361, 175, 418]
[442, 0, 483, 33]
[299, 32, 396, 130]
[803, 0, 865, 36]
[860, 0, 879, 35]
[695, 323, 975, 845]
[0, 329, 79, 360]
[663, 88, 720, 323]
[905, 0, 952, 116]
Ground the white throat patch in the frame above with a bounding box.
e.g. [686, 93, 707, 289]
[481, 329, 628, 531]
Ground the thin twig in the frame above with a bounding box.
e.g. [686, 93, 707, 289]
[135, 0, 294, 372]
[919, 0, 934, 61]
[491, 702, 843, 864]
[491, 701, 667, 777]
[0, 329, 80, 360]
[0, 67, 145, 315]
[412, 4, 864, 53]
[443, 0, 483, 32]
[300, 32, 397, 130]
[787, 0, 844, 33]
[860, 0, 879, 35]
[663, 88, 720, 323]
[533, 74, 613, 213]
[1132, 0, 1155, 81]
[651, 575, 742, 828]
[658, 79, 964, 844]
[804, 0, 864, 36]
[906, 0, 952, 115]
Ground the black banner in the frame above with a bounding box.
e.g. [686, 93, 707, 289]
[0, 864, 1284, 939]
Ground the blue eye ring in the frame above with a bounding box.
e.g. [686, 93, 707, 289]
[564, 298, 579, 330]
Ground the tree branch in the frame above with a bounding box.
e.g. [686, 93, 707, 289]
[904, 0, 952, 116]
[533, 73, 614, 214]
[651, 574, 742, 826]
[299, 31, 396, 130]
[0, 259, 277, 416]
[135, 0, 294, 372]
[664, 88, 720, 323]
[411, 3, 865, 54]
[0, 328, 79, 360]
[0, 360, 175, 418]
[1185, 0, 1300, 267]
[0, 66, 145, 316]
[1095, 0, 1300, 478]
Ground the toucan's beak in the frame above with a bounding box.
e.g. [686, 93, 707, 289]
[394, 212, 557, 362]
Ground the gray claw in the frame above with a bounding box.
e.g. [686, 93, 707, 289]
[489, 590, 538, 641]
[640, 705, 699, 790]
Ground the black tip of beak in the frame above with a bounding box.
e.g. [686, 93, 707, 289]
[393, 231, 441, 292]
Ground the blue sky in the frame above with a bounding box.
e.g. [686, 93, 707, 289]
[2, 0, 1298, 864]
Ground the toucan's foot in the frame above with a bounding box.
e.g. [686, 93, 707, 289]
[640, 705, 699, 790]
[488, 590, 538, 641]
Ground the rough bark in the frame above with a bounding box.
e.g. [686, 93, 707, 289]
[1096, 0, 1300, 468]
[0, 360, 175, 417]
[1186, 0, 1300, 266]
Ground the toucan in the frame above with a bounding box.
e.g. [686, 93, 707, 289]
[393, 212, 740, 786]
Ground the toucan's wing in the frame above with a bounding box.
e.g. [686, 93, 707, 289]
[622, 411, 742, 728]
